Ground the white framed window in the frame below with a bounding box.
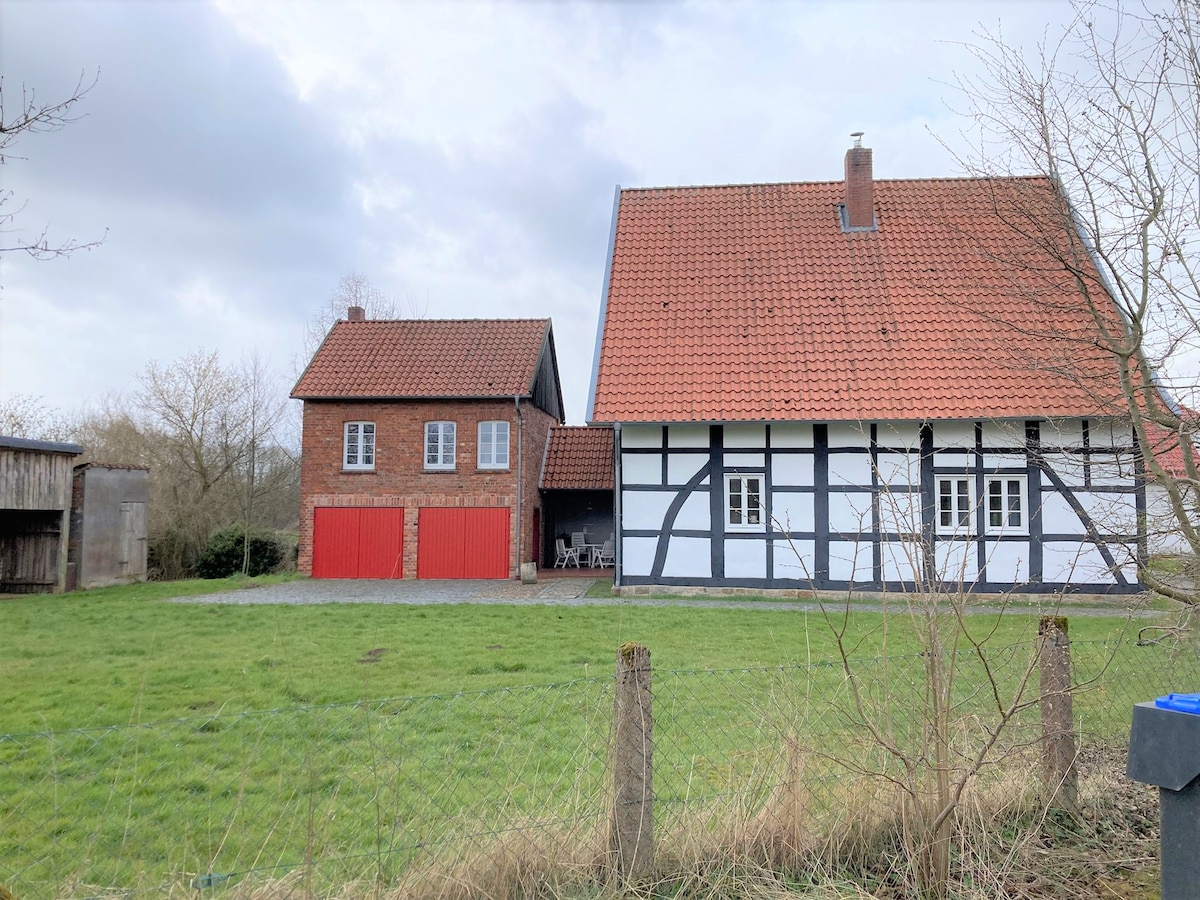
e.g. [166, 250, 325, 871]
[936, 477, 971, 534]
[985, 475, 1027, 533]
[425, 421, 456, 470]
[343, 421, 375, 470]
[725, 474, 764, 531]
[477, 421, 510, 470]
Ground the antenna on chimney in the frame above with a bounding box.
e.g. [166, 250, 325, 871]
[851, 131, 864, 148]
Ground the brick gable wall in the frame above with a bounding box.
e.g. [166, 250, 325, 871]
[298, 398, 557, 577]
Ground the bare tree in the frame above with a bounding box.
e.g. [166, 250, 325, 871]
[0, 393, 75, 441]
[233, 354, 296, 574]
[0, 70, 107, 258]
[954, 0, 1200, 604]
[300, 273, 414, 363]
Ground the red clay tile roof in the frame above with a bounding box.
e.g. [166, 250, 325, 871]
[1144, 421, 1196, 478]
[541, 426, 614, 490]
[293, 318, 552, 399]
[590, 176, 1132, 423]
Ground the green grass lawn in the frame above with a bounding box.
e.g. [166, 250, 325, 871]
[0, 577, 1189, 897]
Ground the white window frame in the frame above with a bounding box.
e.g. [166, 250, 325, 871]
[477, 420, 510, 470]
[343, 421, 375, 471]
[725, 473, 765, 532]
[424, 421, 456, 470]
[984, 475, 1028, 534]
[936, 476, 971, 535]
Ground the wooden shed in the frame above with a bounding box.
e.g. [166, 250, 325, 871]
[0, 435, 84, 594]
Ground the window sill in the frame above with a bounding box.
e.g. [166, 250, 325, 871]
[476, 467, 511, 473]
[341, 468, 377, 474]
[424, 467, 457, 473]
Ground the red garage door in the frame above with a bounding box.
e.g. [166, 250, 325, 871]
[417, 507, 510, 579]
[312, 507, 404, 579]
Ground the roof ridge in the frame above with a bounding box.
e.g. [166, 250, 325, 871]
[620, 174, 1051, 194]
[337, 317, 550, 325]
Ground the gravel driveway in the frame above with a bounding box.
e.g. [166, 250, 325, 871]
[172, 577, 1164, 617]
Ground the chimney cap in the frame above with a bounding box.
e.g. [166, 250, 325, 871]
[850, 131, 865, 148]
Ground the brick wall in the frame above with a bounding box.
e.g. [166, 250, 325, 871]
[298, 398, 559, 578]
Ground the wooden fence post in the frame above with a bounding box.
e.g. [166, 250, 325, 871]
[611, 641, 653, 881]
[1038, 615, 1077, 811]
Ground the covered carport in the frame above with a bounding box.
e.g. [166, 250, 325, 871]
[539, 426, 614, 567]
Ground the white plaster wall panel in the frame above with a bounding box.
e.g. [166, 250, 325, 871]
[932, 421, 975, 449]
[773, 540, 816, 580]
[675, 490, 711, 530]
[668, 453, 707, 484]
[622, 425, 663, 448]
[724, 539, 767, 578]
[771, 423, 814, 448]
[622, 454, 663, 486]
[983, 541, 1030, 584]
[725, 424, 766, 448]
[981, 453, 1026, 472]
[1073, 491, 1139, 534]
[933, 452, 974, 469]
[771, 492, 814, 532]
[772, 454, 814, 486]
[1042, 419, 1086, 449]
[828, 541, 873, 581]
[935, 540, 979, 583]
[1041, 452, 1089, 487]
[622, 537, 658, 577]
[1038, 493, 1085, 535]
[1042, 542, 1120, 584]
[982, 421, 1026, 448]
[828, 422, 871, 448]
[878, 489, 922, 535]
[875, 452, 916, 486]
[1090, 455, 1136, 486]
[1147, 485, 1188, 553]
[828, 453, 874, 486]
[828, 492, 874, 534]
[725, 453, 766, 469]
[1089, 418, 1133, 448]
[622, 490, 674, 530]
[882, 540, 924, 584]
[668, 425, 709, 448]
[877, 422, 922, 450]
[663, 537, 711, 578]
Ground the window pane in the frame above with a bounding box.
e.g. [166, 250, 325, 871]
[939, 481, 951, 528]
[443, 424, 455, 464]
[956, 480, 970, 526]
[747, 478, 761, 524]
[728, 478, 742, 525]
[495, 422, 509, 466]
[989, 481, 1002, 527]
[1007, 480, 1022, 526]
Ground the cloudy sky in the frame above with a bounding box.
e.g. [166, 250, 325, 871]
[2, 0, 1090, 426]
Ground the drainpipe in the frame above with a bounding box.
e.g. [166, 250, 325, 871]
[613, 422, 622, 589]
[514, 395, 524, 575]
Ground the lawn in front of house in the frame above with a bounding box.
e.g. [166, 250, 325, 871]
[0, 577, 1182, 896]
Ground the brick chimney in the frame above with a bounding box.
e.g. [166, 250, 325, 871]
[347, 305, 366, 322]
[843, 132, 876, 231]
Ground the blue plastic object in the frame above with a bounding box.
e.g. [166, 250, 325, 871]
[1155, 693, 1200, 715]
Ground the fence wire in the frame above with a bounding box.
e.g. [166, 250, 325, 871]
[2, 632, 1196, 898]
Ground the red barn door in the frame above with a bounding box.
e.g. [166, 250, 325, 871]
[417, 507, 510, 579]
[312, 507, 403, 578]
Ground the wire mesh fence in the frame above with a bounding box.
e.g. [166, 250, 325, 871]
[2, 626, 1196, 897]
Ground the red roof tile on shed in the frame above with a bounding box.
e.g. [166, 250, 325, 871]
[541, 426, 614, 491]
[293, 318, 551, 399]
[590, 176, 1131, 423]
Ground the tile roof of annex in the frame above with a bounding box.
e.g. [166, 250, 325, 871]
[589, 175, 1133, 424]
[540, 426, 614, 491]
[292, 318, 552, 400]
